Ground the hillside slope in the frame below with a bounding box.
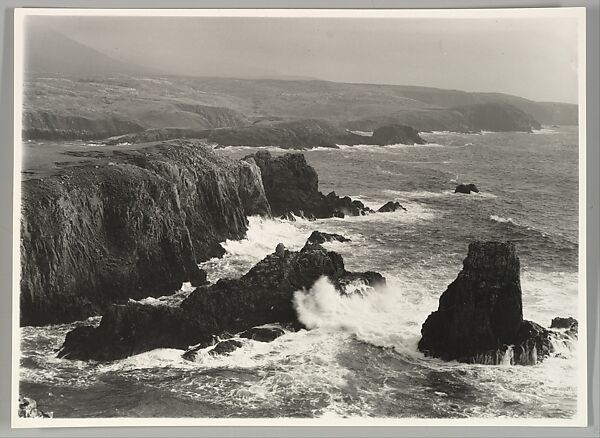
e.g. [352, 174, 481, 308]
[22, 75, 575, 140]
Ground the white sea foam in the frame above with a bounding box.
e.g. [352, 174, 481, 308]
[200, 216, 312, 281]
[335, 143, 445, 152]
[293, 276, 434, 357]
[521, 270, 579, 325]
[489, 214, 517, 224]
[531, 128, 558, 135]
[382, 189, 498, 200]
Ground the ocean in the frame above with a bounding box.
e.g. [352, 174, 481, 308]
[19, 127, 580, 419]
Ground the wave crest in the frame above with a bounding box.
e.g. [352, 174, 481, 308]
[293, 276, 429, 356]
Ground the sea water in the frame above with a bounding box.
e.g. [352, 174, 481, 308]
[19, 127, 580, 418]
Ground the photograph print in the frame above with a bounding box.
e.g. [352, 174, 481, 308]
[13, 8, 587, 426]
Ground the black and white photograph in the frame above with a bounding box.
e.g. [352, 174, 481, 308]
[12, 8, 587, 426]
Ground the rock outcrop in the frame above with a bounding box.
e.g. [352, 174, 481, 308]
[370, 124, 425, 145]
[22, 110, 145, 141]
[377, 201, 407, 213]
[306, 231, 351, 245]
[18, 396, 52, 418]
[20, 140, 270, 326]
[57, 244, 385, 361]
[184, 119, 426, 149]
[245, 150, 373, 218]
[454, 184, 479, 194]
[453, 102, 541, 133]
[418, 241, 555, 365]
[551, 316, 578, 339]
[239, 324, 286, 342]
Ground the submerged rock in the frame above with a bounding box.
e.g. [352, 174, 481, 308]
[239, 324, 286, 342]
[18, 396, 52, 418]
[454, 183, 479, 194]
[209, 339, 243, 356]
[418, 241, 554, 365]
[58, 244, 385, 361]
[377, 201, 407, 213]
[306, 230, 351, 245]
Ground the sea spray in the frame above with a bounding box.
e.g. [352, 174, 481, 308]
[293, 276, 430, 356]
[199, 216, 311, 281]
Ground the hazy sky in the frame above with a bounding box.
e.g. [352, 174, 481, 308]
[27, 15, 579, 103]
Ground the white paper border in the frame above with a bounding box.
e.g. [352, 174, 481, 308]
[11, 6, 588, 428]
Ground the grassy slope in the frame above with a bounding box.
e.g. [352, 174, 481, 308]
[22, 75, 578, 140]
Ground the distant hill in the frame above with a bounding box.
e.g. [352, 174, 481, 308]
[21, 28, 579, 143]
[21, 27, 577, 140]
[25, 27, 160, 78]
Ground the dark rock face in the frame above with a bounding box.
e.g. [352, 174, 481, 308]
[193, 119, 425, 149]
[22, 110, 145, 141]
[246, 150, 373, 218]
[551, 316, 578, 330]
[21, 140, 270, 326]
[57, 300, 188, 360]
[58, 244, 385, 361]
[551, 316, 578, 339]
[453, 102, 541, 133]
[18, 396, 53, 418]
[418, 241, 553, 365]
[371, 124, 425, 145]
[207, 119, 344, 149]
[239, 325, 286, 342]
[209, 339, 243, 356]
[377, 201, 407, 213]
[306, 231, 351, 245]
[454, 184, 479, 194]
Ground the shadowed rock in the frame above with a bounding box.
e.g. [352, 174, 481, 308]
[209, 339, 243, 356]
[551, 316, 578, 330]
[20, 140, 270, 326]
[245, 151, 374, 218]
[306, 231, 351, 245]
[371, 124, 425, 145]
[18, 397, 52, 419]
[377, 201, 407, 213]
[550, 316, 578, 339]
[418, 241, 554, 365]
[58, 244, 385, 361]
[454, 183, 479, 194]
[239, 325, 286, 342]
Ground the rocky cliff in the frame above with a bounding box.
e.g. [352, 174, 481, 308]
[101, 120, 425, 149]
[20, 140, 270, 326]
[418, 241, 566, 365]
[57, 244, 385, 361]
[22, 110, 146, 141]
[245, 150, 373, 218]
[347, 103, 542, 133]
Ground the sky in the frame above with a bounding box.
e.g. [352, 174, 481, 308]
[25, 14, 580, 103]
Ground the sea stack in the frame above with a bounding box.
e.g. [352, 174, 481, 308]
[418, 241, 553, 365]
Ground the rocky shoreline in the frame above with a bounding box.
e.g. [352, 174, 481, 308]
[21, 138, 576, 368]
[57, 241, 385, 361]
[102, 120, 426, 149]
[20, 141, 399, 325]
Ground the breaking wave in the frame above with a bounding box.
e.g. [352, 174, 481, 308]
[293, 276, 434, 357]
[489, 214, 517, 224]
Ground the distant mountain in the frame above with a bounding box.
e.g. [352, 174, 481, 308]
[24, 27, 161, 78]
